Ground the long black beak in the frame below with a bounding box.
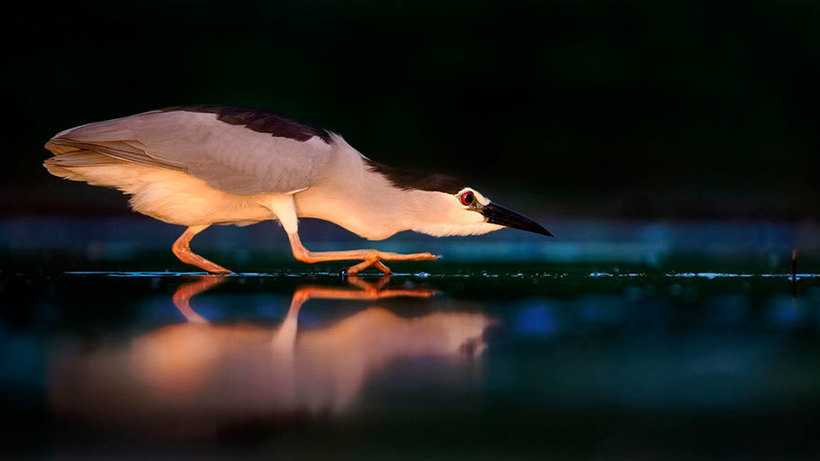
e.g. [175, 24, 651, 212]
[480, 203, 554, 237]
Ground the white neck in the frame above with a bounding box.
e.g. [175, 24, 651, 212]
[293, 154, 427, 240]
[293, 150, 500, 240]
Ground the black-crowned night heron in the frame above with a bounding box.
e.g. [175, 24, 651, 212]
[44, 106, 552, 274]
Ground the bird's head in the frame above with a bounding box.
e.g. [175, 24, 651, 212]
[364, 159, 551, 238]
[409, 186, 553, 238]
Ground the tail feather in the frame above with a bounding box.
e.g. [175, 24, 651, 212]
[45, 151, 123, 168]
[43, 150, 124, 181]
[46, 137, 185, 171]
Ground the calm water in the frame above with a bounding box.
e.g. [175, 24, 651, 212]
[2, 269, 820, 459]
[2, 218, 820, 458]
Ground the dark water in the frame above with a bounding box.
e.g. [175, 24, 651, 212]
[2, 217, 820, 458]
[2, 268, 820, 459]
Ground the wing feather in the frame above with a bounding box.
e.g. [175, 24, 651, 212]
[46, 107, 338, 195]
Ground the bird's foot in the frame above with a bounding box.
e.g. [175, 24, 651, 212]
[200, 263, 233, 275]
[180, 251, 232, 274]
[172, 246, 233, 274]
[345, 251, 439, 275]
[184, 258, 232, 274]
[346, 259, 392, 275]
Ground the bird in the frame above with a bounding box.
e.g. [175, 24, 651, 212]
[44, 105, 552, 274]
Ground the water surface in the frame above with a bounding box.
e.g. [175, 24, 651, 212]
[2, 268, 820, 459]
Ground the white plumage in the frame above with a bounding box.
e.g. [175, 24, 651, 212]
[45, 106, 551, 274]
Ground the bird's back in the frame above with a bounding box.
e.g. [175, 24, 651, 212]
[45, 106, 338, 195]
[44, 106, 349, 226]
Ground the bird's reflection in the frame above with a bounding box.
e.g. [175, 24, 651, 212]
[48, 276, 491, 439]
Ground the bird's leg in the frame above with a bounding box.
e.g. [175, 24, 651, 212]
[286, 232, 438, 275]
[172, 225, 232, 274]
[264, 194, 437, 275]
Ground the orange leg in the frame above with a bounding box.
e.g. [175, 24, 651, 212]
[286, 232, 439, 275]
[172, 225, 232, 274]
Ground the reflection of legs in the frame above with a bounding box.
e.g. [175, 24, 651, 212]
[293, 275, 436, 302]
[172, 225, 232, 274]
[169, 273, 438, 355]
[171, 276, 229, 324]
[273, 287, 305, 350]
[346, 275, 438, 298]
[274, 275, 436, 349]
[287, 232, 438, 275]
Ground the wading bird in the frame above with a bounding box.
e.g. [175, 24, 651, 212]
[45, 106, 551, 274]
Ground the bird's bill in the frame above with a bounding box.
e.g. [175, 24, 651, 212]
[480, 203, 553, 237]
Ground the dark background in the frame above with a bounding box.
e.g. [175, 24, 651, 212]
[3, 5, 820, 457]
[2, 0, 819, 219]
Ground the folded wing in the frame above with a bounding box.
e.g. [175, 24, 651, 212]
[45, 106, 338, 195]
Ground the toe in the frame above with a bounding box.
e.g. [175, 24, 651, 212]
[373, 261, 392, 274]
[347, 259, 375, 275]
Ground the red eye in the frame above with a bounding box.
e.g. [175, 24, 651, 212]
[461, 191, 475, 206]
